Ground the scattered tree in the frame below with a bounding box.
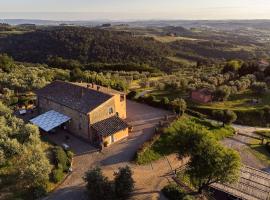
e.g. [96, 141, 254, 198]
[0, 53, 14, 72]
[84, 167, 114, 200]
[251, 82, 268, 95]
[84, 166, 134, 200]
[214, 86, 231, 101]
[114, 166, 135, 200]
[212, 110, 237, 126]
[172, 98, 187, 116]
[177, 124, 241, 194]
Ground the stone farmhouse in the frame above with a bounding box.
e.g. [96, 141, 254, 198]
[31, 81, 128, 146]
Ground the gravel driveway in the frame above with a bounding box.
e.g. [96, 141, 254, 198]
[223, 124, 270, 170]
[44, 101, 176, 200]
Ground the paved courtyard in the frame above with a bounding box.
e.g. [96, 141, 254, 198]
[44, 100, 179, 200]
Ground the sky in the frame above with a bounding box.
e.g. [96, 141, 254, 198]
[1, 0, 270, 20]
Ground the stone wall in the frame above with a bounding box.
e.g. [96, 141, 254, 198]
[89, 98, 116, 124]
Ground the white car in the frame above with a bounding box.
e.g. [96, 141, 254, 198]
[62, 143, 70, 150]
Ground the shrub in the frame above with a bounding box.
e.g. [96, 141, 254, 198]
[66, 150, 74, 160]
[162, 184, 190, 200]
[160, 97, 170, 109]
[54, 147, 69, 171]
[127, 91, 138, 99]
[52, 168, 64, 183]
[135, 134, 161, 165]
[24, 184, 47, 200]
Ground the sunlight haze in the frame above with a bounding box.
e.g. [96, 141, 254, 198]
[1, 0, 270, 20]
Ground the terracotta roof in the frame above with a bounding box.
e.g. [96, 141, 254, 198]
[194, 88, 212, 96]
[92, 116, 128, 137]
[36, 81, 113, 114]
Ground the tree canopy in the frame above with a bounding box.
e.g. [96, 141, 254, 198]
[0, 101, 51, 198]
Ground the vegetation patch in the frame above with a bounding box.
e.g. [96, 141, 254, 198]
[248, 133, 270, 165]
[135, 116, 234, 165]
[162, 184, 194, 200]
[84, 166, 134, 200]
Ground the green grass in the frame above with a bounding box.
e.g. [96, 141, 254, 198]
[135, 116, 234, 165]
[197, 91, 270, 111]
[149, 89, 189, 101]
[152, 35, 199, 43]
[249, 138, 270, 166]
[167, 56, 196, 66]
[254, 130, 270, 138]
[191, 118, 235, 140]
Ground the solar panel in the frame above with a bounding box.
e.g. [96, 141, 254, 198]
[30, 110, 71, 132]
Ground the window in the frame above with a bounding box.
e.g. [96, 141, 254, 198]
[108, 107, 114, 115]
[120, 94, 125, 102]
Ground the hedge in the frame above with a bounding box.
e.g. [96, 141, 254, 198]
[52, 168, 64, 183]
[51, 147, 73, 183]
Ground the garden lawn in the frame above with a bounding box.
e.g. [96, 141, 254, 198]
[135, 116, 234, 165]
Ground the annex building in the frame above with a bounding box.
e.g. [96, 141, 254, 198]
[30, 81, 128, 146]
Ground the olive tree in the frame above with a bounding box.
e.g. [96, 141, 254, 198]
[177, 125, 241, 194]
[114, 166, 135, 200]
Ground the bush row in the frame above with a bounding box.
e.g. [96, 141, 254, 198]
[127, 91, 188, 116]
[190, 106, 270, 127]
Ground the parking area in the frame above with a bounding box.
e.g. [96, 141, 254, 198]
[43, 130, 97, 155]
[126, 100, 172, 124]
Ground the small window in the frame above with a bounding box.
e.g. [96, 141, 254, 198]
[108, 107, 114, 115]
[120, 94, 125, 102]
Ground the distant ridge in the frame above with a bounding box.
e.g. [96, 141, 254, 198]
[2, 19, 270, 30]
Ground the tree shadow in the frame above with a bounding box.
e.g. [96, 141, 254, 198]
[44, 185, 88, 200]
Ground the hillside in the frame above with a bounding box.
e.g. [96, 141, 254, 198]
[0, 27, 181, 72]
[0, 25, 269, 73]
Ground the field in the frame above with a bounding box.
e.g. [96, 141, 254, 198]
[196, 91, 270, 111]
[152, 35, 199, 43]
